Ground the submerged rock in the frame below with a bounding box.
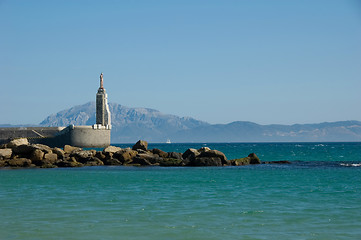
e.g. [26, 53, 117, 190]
[231, 153, 261, 166]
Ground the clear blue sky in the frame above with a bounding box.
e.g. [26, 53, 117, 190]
[1, 0, 361, 125]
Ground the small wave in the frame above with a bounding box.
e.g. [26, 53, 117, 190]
[340, 163, 361, 167]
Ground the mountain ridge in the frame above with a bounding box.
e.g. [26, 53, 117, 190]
[3, 102, 361, 143]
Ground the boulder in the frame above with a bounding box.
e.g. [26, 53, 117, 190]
[132, 140, 148, 151]
[7, 138, 29, 148]
[189, 157, 223, 166]
[32, 144, 53, 154]
[113, 149, 138, 164]
[198, 150, 228, 165]
[52, 147, 65, 159]
[0, 148, 12, 159]
[44, 153, 58, 163]
[167, 152, 183, 160]
[182, 148, 200, 160]
[135, 153, 161, 164]
[31, 149, 44, 161]
[6, 158, 32, 167]
[32, 152, 58, 167]
[70, 150, 96, 160]
[103, 146, 122, 154]
[132, 156, 152, 166]
[12, 144, 35, 157]
[152, 148, 168, 158]
[158, 158, 184, 166]
[64, 145, 82, 154]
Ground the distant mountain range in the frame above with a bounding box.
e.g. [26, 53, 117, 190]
[39, 102, 210, 143]
[4, 102, 361, 143]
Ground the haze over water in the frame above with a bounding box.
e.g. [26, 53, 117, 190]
[1, 142, 361, 239]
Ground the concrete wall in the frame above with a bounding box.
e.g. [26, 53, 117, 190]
[68, 126, 110, 148]
[0, 127, 64, 144]
[0, 126, 111, 148]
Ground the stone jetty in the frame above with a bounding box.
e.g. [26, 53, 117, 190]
[0, 138, 289, 169]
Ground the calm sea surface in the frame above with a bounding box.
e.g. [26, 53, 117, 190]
[1, 142, 361, 239]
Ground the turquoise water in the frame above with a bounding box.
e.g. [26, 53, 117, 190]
[1, 143, 361, 239]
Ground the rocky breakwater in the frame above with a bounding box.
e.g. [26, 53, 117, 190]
[0, 139, 289, 168]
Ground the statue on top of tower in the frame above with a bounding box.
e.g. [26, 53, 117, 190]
[100, 73, 104, 89]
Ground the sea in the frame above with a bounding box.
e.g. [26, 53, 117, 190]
[1, 142, 361, 240]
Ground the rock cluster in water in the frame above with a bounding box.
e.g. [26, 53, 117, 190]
[0, 138, 282, 169]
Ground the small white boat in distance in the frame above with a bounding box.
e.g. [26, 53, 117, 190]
[166, 139, 171, 144]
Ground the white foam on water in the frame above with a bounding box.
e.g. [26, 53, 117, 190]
[340, 163, 361, 167]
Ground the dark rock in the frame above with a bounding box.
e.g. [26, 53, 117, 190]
[103, 158, 122, 165]
[56, 157, 83, 168]
[40, 164, 58, 168]
[82, 157, 104, 166]
[263, 160, 291, 164]
[248, 153, 261, 164]
[167, 152, 183, 160]
[189, 157, 223, 166]
[152, 148, 168, 158]
[182, 148, 200, 161]
[132, 156, 152, 166]
[6, 158, 32, 167]
[198, 150, 228, 164]
[12, 144, 34, 156]
[0, 160, 7, 167]
[136, 149, 147, 154]
[135, 153, 161, 164]
[132, 140, 148, 151]
[95, 151, 107, 160]
[158, 158, 184, 166]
